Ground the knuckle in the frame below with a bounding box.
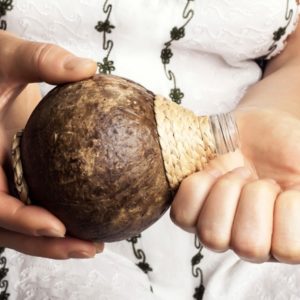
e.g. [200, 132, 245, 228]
[274, 190, 300, 214]
[172, 172, 211, 230]
[244, 179, 265, 191]
[243, 179, 279, 194]
[33, 43, 58, 71]
[197, 227, 229, 252]
[180, 173, 202, 189]
[213, 177, 233, 191]
[170, 206, 192, 228]
[215, 169, 251, 189]
[272, 230, 300, 263]
[277, 190, 299, 203]
[271, 243, 300, 264]
[231, 238, 269, 262]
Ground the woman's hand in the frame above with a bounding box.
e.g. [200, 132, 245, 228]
[171, 108, 300, 264]
[171, 22, 300, 264]
[0, 30, 104, 259]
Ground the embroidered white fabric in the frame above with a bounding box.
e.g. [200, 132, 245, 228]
[3, 0, 300, 299]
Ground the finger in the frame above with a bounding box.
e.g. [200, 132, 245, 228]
[0, 31, 97, 84]
[206, 149, 246, 174]
[230, 179, 280, 263]
[170, 169, 222, 233]
[197, 167, 253, 252]
[0, 166, 8, 193]
[272, 188, 300, 264]
[0, 227, 104, 259]
[0, 191, 66, 237]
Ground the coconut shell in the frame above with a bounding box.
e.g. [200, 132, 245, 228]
[20, 74, 172, 242]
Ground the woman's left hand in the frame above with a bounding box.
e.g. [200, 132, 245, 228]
[171, 17, 300, 264]
[171, 106, 300, 264]
[0, 31, 103, 259]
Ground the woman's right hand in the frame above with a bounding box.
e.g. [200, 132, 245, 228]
[0, 30, 103, 259]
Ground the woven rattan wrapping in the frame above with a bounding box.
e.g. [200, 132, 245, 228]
[11, 131, 31, 204]
[154, 95, 217, 190]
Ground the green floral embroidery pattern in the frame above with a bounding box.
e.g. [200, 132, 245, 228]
[0, 248, 9, 299]
[267, 0, 294, 57]
[127, 235, 153, 274]
[256, 0, 295, 68]
[192, 236, 205, 300]
[95, 0, 115, 74]
[0, 0, 13, 30]
[127, 234, 154, 293]
[161, 1, 205, 298]
[160, 0, 195, 104]
[96, 1, 154, 290]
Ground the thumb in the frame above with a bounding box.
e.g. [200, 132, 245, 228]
[0, 31, 97, 84]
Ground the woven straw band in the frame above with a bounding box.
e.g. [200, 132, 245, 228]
[11, 130, 31, 205]
[154, 95, 217, 190]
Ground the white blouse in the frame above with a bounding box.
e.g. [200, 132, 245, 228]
[2, 0, 300, 299]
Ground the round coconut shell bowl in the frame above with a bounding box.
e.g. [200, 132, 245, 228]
[11, 74, 239, 242]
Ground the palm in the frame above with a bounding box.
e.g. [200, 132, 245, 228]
[236, 108, 300, 189]
[0, 84, 40, 162]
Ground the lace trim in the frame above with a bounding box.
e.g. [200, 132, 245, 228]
[160, 0, 195, 104]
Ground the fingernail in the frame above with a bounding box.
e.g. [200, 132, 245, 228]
[64, 56, 95, 71]
[68, 250, 95, 259]
[37, 228, 65, 238]
[94, 242, 104, 254]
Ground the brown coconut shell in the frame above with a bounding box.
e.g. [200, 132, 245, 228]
[20, 74, 172, 242]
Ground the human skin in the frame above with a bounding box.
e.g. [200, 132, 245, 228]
[171, 19, 300, 264]
[1, 22, 300, 262]
[0, 30, 103, 259]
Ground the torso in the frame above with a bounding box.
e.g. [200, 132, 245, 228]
[6, 0, 299, 115]
[2, 1, 300, 300]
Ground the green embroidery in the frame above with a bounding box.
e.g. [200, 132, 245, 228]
[257, 0, 294, 66]
[0, 0, 13, 30]
[192, 236, 205, 300]
[160, 0, 195, 104]
[268, 0, 294, 57]
[95, 2, 154, 292]
[95, 0, 115, 74]
[0, 248, 9, 300]
[127, 234, 153, 274]
[127, 234, 154, 293]
[161, 2, 205, 298]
